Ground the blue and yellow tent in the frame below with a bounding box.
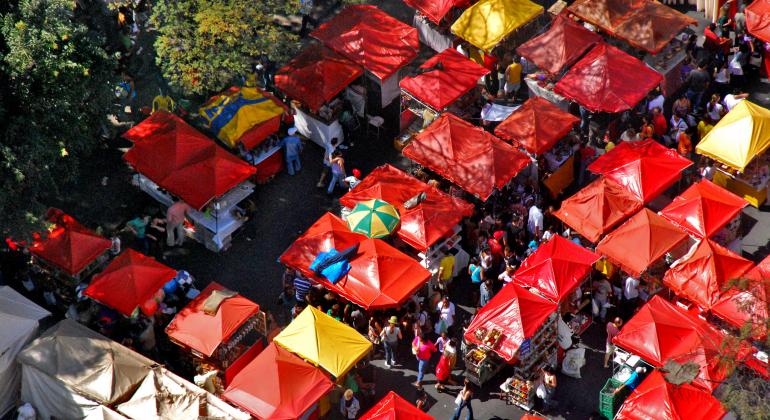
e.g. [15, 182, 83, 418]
[199, 86, 285, 149]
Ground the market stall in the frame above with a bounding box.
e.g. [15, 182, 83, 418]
[659, 180, 748, 239]
[451, 0, 545, 56]
[275, 47, 363, 148]
[516, 15, 602, 76]
[404, 0, 467, 52]
[588, 139, 693, 203]
[463, 282, 558, 395]
[360, 391, 434, 420]
[222, 342, 333, 420]
[711, 255, 770, 341]
[494, 97, 580, 197]
[402, 113, 531, 201]
[280, 213, 431, 310]
[123, 111, 256, 252]
[747, 0, 770, 44]
[199, 86, 287, 182]
[696, 100, 770, 207]
[555, 177, 643, 243]
[165, 282, 267, 386]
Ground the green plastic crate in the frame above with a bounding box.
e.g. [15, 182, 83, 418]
[599, 377, 629, 419]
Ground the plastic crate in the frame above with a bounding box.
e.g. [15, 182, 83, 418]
[599, 377, 629, 419]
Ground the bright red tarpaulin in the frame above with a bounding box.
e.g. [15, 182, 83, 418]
[513, 235, 600, 302]
[555, 177, 643, 243]
[745, 0, 770, 43]
[494, 97, 580, 155]
[613, 295, 750, 391]
[340, 164, 473, 251]
[615, 370, 726, 420]
[279, 213, 431, 310]
[464, 282, 557, 362]
[84, 249, 177, 316]
[588, 139, 692, 203]
[123, 111, 255, 210]
[597, 208, 688, 277]
[660, 180, 748, 239]
[222, 342, 333, 420]
[165, 282, 260, 358]
[359, 391, 433, 420]
[711, 255, 770, 339]
[29, 209, 111, 276]
[275, 47, 363, 112]
[402, 113, 531, 201]
[663, 239, 753, 310]
[311, 5, 419, 80]
[403, 0, 467, 24]
[515, 15, 602, 75]
[400, 49, 489, 112]
[554, 44, 662, 113]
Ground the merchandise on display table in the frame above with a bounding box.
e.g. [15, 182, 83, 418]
[516, 313, 558, 374]
[500, 375, 536, 410]
[643, 36, 687, 97]
[464, 343, 506, 386]
[293, 106, 345, 148]
[712, 155, 770, 207]
[248, 135, 283, 166]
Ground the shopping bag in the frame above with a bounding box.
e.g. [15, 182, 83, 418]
[455, 393, 463, 406]
[536, 383, 546, 399]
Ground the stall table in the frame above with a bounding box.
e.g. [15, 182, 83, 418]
[293, 106, 345, 148]
[643, 41, 687, 97]
[413, 14, 454, 52]
[525, 78, 570, 111]
[712, 166, 769, 208]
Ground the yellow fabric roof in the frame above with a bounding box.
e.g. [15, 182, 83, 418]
[696, 100, 770, 171]
[273, 306, 372, 378]
[451, 0, 543, 52]
[199, 86, 284, 148]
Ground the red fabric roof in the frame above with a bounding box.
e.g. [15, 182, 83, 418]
[123, 111, 255, 210]
[400, 49, 489, 111]
[29, 209, 110, 276]
[663, 239, 753, 310]
[554, 177, 643, 243]
[747, 0, 770, 43]
[279, 213, 431, 310]
[612, 1, 697, 54]
[613, 295, 750, 391]
[165, 282, 260, 357]
[711, 255, 770, 339]
[311, 5, 419, 80]
[588, 139, 692, 203]
[615, 370, 726, 420]
[360, 391, 434, 420]
[554, 44, 662, 113]
[222, 342, 333, 420]
[84, 249, 177, 316]
[275, 47, 363, 112]
[403, 113, 531, 201]
[494, 97, 580, 155]
[464, 282, 557, 362]
[660, 180, 748, 239]
[597, 209, 688, 277]
[568, 0, 642, 30]
[513, 235, 600, 302]
[339, 164, 473, 250]
[403, 0, 466, 24]
[515, 15, 602, 75]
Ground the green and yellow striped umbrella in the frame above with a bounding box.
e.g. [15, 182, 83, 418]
[346, 199, 400, 238]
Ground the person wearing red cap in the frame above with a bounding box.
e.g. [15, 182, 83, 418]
[344, 168, 362, 191]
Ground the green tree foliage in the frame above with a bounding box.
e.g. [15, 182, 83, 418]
[151, 0, 300, 96]
[0, 0, 117, 237]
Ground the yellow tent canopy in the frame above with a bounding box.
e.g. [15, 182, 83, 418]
[274, 306, 372, 378]
[451, 0, 543, 52]
[696, 100, 770, 171]
[198, 86, 284, 149]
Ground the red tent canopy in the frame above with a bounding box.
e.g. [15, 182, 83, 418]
[588, 139, 692, 203]
[403, 113, 531, 201]
[554, 177, 643, 243]
[464, 282, 557, 362]
[403, 0, 467, 24]
[84, 249, 177, 316]
[340, 164, 473, 250]
[663, 239, 753, 310]
[554, 44, 662, 113]
[400, 49, 490, 112]
[515, 15, 602, 75]
[279, 213, 431, 310]
[659, 180, 748, 239]
[711, 255, 770, 339]
[165, 282, 260, 358]
[612, 1, 697, 54]
[311, 5, 419, 80]
[568, 0, 642, 31]
[275, 47, 363, 112]
[613, 295, 750, 391]
[222, 342, 333, 420]
[123, 111, 255, 210]
[29, 209, 110, 276]
[748, 0, 770, 42]
[615, 370, 726, 420]
[513, 235, 600, 302]
[360, 391, 434, 420]
[494, 97, 580, 155]
[597, 209, 688, 277]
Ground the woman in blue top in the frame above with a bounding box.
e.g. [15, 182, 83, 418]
[468, 257, 483, 284]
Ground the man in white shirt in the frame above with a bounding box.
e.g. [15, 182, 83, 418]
[528, 203, 544, 238]
[623, 276, 640, 319]
[724, 91, 749, 111]
[647, 93, 665, 113]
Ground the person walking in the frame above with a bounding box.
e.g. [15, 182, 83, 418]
[327, 151, 346, 194]
[380, 316, 402, 368]
[282, 127, 303, 175]
[340, 389, 360, 419]
[412, 332, 436, 388]
[436, 296, 456, 335]
[299, 0, 316, 38]
[317, 138, 339, 188]
[541, 365, 558, 412]
[452, 378, 475, 420]
[166, 200, 190, 247]
[604, 317, 623, 368]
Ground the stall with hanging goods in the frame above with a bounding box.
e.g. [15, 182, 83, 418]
[659, 180, 748, 239]
[404, 0, 469, 52]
